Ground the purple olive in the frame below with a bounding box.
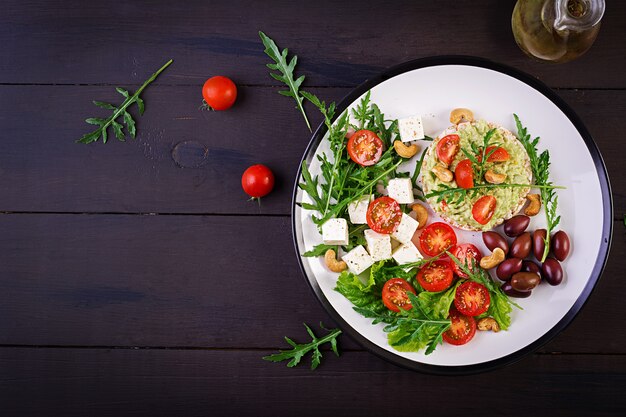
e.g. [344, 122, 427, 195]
[551, 230, 570, 261]
[482, 231, 509, 255]
[522, 260, 542, 280]
[511, 272, 541, 292]
[533, 229, 547, 261]
[542, 257, 564, 286]
[510, 232, 532, 259]
[496, 258, 523, 281]
[501, 281, 532, 298]
[504, 215, 530, 237]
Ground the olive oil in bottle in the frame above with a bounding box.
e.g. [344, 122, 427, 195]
[511, 0, 605, 63]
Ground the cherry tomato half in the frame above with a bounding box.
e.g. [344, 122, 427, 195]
[450, 243, 483, 278]
[454, 281, 491, 317]
[419, 222, 457, 257]
[455, 159, 474, 189]
[443, 308, 477, 346]
[436, 135, 460, 166]
[202, 76, 237, 111]
[347, 129, 383, 166]
[241, 164, 275, 198]
[478, 146, 510, 163]
[417, 260, 454, 292]
[366, 196, 402, 234]
[382, 278, 417, 312]
[472, 195, 497, 225]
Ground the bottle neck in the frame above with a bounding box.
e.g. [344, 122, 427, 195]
[553, 0, 605, 32]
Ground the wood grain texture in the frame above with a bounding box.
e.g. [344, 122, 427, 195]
[0, 213, 623, 353]
[0, 348, 624, 417]
[0, 86, 623, 216]
[1, 0, 625, 88]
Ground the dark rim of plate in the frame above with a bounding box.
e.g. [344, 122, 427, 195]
[290, 56, 613, 375]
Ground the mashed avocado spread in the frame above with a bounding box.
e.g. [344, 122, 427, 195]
[422, 120, 531, 230]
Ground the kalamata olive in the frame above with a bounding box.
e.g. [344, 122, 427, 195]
[510, 232, 532, 259]
[551, 230, 570, 261]
[501, 281, 532, 298]
[504, 215, 530, 237]
[511, 272, 541, 292]
[522, 260, 542, 279]
[542, 257, 564, 286]
[533, 229, 547, 261]
[482, 231, 509, 255]
[496, 258, 523, 281]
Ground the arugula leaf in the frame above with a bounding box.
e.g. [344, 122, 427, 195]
[259, 31, 311, 132]
[77, 59, 172, 144]
[514, 114, 561, 262]
[302, 244, 337, 257]
[417, 281, 462, 320]
[263, 323, 341, 370]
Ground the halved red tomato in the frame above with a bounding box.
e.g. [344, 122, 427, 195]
[483, 146, 510, 163]
[418, 222, 457, 257]
[454, 281, 491, 317]
[382, 278, 416, 312]
[366, 196, 402, 234]
[347, 129, 383, 166]
[454, 159, 474, 189]
[417, 260, 454, 292]
[436, 135, 460, 166]
[450, 243, 483, 278]
[442, 308, 477, 346]
[472, 195, 497, 225]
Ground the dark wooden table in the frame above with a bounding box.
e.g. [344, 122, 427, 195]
[1, 1, 624, 415]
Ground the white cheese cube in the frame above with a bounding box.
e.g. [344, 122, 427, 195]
[391, 213, 419, 245]
[387, 178, 414, 204]
[321, 218, 349, 246]
[398, 115, 425, 142]
[348, 194, 372, 225]
[342, 245, 374, 275]
[392, 242, 423, 270]
[364, 229, 392, 261]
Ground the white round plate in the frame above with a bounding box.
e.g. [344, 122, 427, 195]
[292, 57, 612, 374]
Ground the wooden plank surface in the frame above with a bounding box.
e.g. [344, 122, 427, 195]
[0, 86, 623, 216]
[1, 348, 624, 417]
[0, 213, 622, 354]
[1, 0, 625, 88]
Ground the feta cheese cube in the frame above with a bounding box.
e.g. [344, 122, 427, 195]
[321, 218, 349, 245]
[391, 213, 419, 245]
[398, 115, 425, 142]
[387, 178, 414, 204]
[392, 242, 423, 270]
[364, 229, 392, 261]
[342, 245, 374, 275]
[348, 194, 372, 225]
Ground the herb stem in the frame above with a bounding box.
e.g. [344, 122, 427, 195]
[425, 183, 565, 199]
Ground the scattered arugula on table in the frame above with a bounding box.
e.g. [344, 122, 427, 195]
[259, 31, 312, 132]
[263, 323, 341, 370]
[514, 114, 560, 262]
[77, 59, 173, 144]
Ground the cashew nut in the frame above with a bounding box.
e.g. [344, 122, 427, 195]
[432, 163, 453, 182]
[393, 140, 419, 158]
[477, 317, 500, 332]
[484, 169, 507, 184]
[524, 193, 542, 216]
[450, 108, 474, 125]
[324, 249, 347, 273]
[479, 247, 505, 270]
[411, 203, 428, 229]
